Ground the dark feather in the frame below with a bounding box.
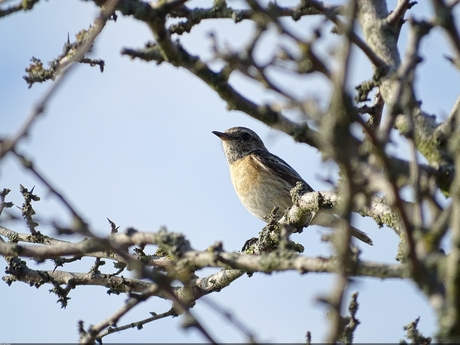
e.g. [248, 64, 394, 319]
[251, 149, 314, 192]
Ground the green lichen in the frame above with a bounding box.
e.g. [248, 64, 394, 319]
[154, 228, 191, 257]
[244, 246, 255, 255]
[22, 0, 39, 10]
[27, 233, 46, 244]
[7, 232, 20, 243]
[154, 247, 170, 258]
[107, 276, 128, 295]
[2, 274, 18, 286]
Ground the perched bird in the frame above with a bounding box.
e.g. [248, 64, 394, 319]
[213, 126, 373, 245]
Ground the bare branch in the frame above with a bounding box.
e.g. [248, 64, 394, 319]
[387, 0, 413, 26]
[402, 317, 433, 344]
[0, 0, 116, 160]
[121, 43, 320, 147]
[435, 94, 460, 141]
[96, 309, 177, 341]
[12, 150, 90, 235]
[310, 0, 387, 69]
[0, 229, 405, 278]
[323, 1, 359, 341]
[168, 0, 341, 35]
[431, 0, 460, 65]
[0, 0, 34, 18]
[441, 97, 460, 341]
[338, 292, 361, 343]
[200, 298, 257, 343]
[3, 0, 460, 342]
[0, 188, 13, 216]
[83, 284, 163, 341]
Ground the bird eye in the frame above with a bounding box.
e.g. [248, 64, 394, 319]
[241, 132, 252, 141]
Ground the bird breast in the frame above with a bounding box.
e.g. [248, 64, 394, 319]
[229, 154, 293, 221]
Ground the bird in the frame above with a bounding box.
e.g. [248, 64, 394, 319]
[212, 126, 373, 245]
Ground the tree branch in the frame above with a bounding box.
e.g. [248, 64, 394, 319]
[0, 1, 116, 160]
[387, 0, 412, 26]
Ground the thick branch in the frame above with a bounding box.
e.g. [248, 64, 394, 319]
[3, 253, 405, 288]
[121, 43, 320, 147]
[168, 1, 341, 34]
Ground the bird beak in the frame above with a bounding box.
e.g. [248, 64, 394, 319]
[212, 131, 231, 141]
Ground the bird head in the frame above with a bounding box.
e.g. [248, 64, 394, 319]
[212, 127, 268, 164]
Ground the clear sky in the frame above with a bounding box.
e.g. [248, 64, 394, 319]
[1, 0, 459, 342]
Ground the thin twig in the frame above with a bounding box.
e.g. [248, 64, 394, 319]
[431, 0, 460, 58]
[379, 17, 432, 145]
[96, 309, 177, 341]
[13, 150, 89, 234]
[200, 297, 258, 343]
[0, 0, 116, 160]
[435, 94, 460, 140]
[357, 113, 422, 282]
[0, 0, 24, 18]
[323, 0, 358, 342]
[408, 130, 425, 230]
[309, 0, 387, 69]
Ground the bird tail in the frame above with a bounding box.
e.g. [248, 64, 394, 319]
[310, 211, 373, 246]
[350, 226, 373, 246]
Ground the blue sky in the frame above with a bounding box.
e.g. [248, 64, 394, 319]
[1, 0, 459, 342]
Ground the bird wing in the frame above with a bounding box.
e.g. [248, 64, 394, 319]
[251, 149, 314, 192]
[251, 151, 373, 245]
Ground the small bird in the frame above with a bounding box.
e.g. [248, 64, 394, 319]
[213, 126, 373, 245]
